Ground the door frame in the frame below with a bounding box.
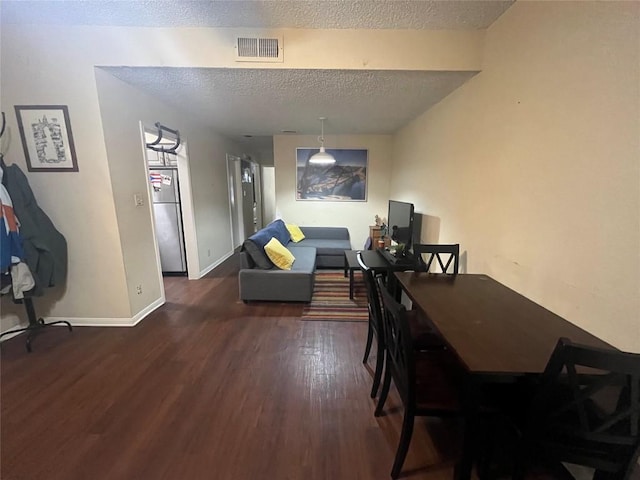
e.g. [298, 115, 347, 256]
[141, 122, 199, 280]
[226, 154, 243, 249]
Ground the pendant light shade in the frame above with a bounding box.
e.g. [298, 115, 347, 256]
[309, 117, 336, 165]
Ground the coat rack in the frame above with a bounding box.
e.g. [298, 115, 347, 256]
[0, 111, 73, 352]
[0, 111, 6, 139]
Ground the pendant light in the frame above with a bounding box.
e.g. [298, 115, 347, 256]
[309, 117, 336, 165]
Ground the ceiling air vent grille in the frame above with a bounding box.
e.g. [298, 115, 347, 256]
[235, 36, 283, 63]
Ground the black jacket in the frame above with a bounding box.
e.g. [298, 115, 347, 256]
[4, 164, 67, 295]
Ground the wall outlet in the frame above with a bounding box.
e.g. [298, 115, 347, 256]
[207, 248, 211, 257]
[134, 194, 144, 207]
[136, 284, 142, 295]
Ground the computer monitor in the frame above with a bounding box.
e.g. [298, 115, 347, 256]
[387, 200, 415, 250]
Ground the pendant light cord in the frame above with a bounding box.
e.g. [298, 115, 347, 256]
[318, 117, 326, 147]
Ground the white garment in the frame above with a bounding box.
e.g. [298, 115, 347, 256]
[11, 262, 35, 299]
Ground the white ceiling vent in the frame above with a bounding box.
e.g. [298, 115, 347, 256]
[235, 36, 283, 63]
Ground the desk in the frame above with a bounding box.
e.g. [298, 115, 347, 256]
[343, 250, 418, 299]
[394, 272, 612, 479]
[344, 250, 394, 299]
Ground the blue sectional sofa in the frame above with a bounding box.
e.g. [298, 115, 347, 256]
[239, 220, 351, 302]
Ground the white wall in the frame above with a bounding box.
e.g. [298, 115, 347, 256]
[95, 69, 249, 314]
[0, 24, 260, 331]
[262, 166, 276, 225]
[391, 2, 640, 351]
[273, 134, 393, 248]
[0, 29, 130, 330]
[0, 20, 489, 330]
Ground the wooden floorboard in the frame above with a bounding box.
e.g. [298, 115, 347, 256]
[1, 255, 468, 480]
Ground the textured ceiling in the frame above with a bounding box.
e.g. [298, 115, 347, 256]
[104, 67, 477, 137]
[3, 1, 514, 161]
[2, 1, 514, 30]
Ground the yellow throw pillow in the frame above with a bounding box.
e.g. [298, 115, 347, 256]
[286, 223, 305, 243]
[264, 237, 296, 270]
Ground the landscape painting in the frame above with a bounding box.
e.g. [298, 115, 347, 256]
[296, 148, 368, 201]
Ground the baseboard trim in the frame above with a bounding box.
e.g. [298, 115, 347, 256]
[46, 316, 139, 327]
[0, 330, 25, 342]
[131, 296, 165, 325]
[199, 250, 234, 278]
[3, 296, 167, 331]
[1, 316, 135, 338]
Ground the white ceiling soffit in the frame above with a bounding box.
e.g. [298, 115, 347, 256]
[103, 67, 478, 140]
[1, 1, 514, 30]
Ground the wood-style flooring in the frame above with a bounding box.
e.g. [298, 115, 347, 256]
[1, 256, 472, 479]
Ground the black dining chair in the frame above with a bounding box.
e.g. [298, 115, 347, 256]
[357, 251, 387, 398]
[513, 337, 640, 480]
[357, 252, 446, 399]
[374, 275, 463, 479]
[412, 243, 460, 274]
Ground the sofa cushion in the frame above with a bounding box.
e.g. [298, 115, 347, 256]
[287, 246, 317, 272]
[243, 219, 293, 269]
[286, 223, 305, 243]
[248, 219, 290, 250]
[264, 238, 295, 270]
[299, 226, 350, 240]
[267, 219, 291, 246]
[242, 239, 273, 269]
[295, 238, 352, 257]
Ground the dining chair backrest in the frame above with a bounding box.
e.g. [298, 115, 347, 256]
[412, 244, 459, 274]
[357, 251, 384, 338]
[376, 275, 415, 406]
[523, 337, 640, 478]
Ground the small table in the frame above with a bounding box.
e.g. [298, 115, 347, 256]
[343, 250, 417, 299]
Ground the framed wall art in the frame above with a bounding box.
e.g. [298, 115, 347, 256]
[296, 148, 368, 201]
[15, 105, 78, 172]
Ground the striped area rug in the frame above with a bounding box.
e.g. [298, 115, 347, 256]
[301, 271, 368, 322]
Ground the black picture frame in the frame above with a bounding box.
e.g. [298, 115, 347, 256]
[14, 105, 78, 172]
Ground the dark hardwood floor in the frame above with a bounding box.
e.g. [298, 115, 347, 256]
[1, 255, 465, 480]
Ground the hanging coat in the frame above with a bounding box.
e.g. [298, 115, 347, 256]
[0, 183, 25, 273]
[4, 164, 67, 295]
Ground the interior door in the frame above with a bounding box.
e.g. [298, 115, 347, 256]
[241, 159, 256, 239]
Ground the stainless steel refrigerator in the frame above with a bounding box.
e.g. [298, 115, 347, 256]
[150, 168, 187, 275]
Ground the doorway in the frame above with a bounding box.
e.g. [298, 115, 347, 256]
[227, 154, 243, 249]
[142, 123, 197, 278]
[227, 155, 264, 249]
[241, 158, 256, 239]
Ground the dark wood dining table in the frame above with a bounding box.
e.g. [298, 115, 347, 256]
[393, 272, 613, 480]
